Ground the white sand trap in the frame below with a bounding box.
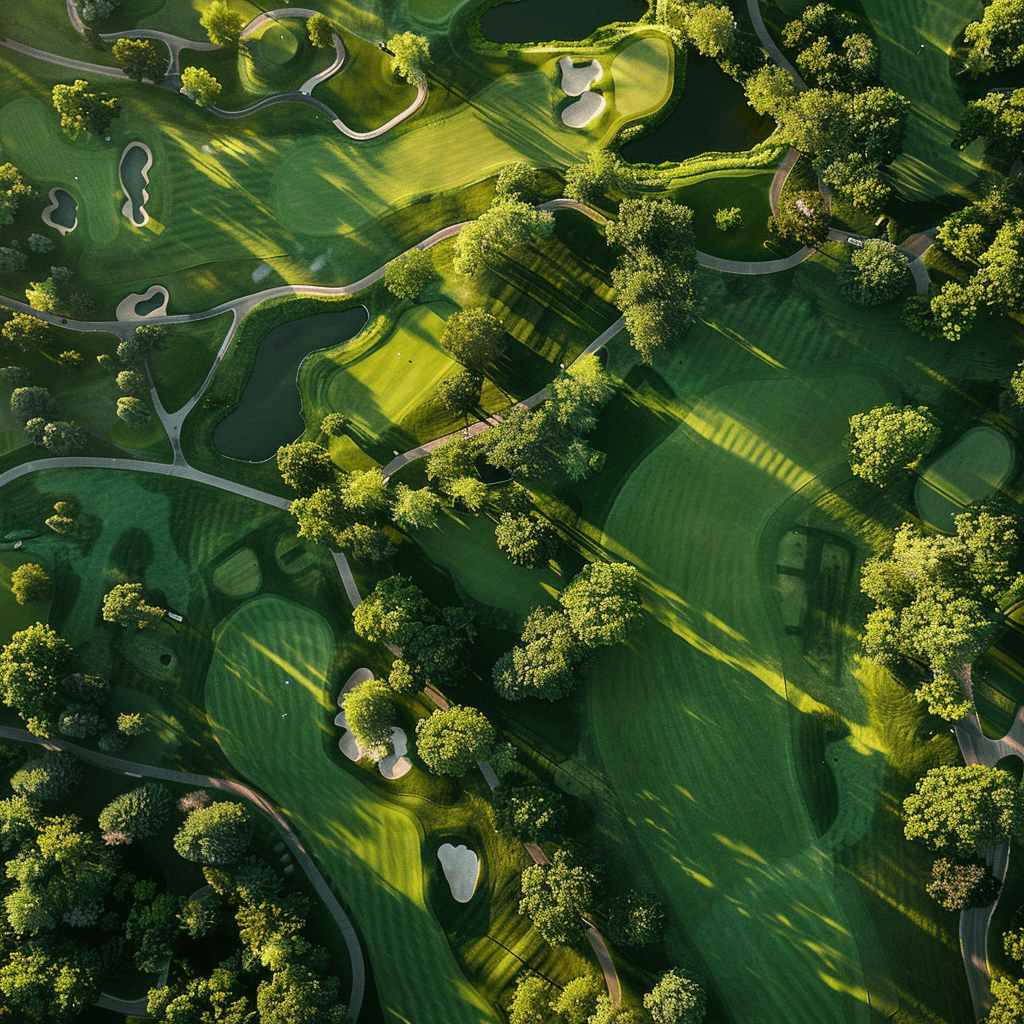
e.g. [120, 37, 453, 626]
[42, 187, 77, 235]
[437, 844, 479, 903]
[252, 263, 271, 282]
[115, 285, 169, 322]
[336, 668, 373, 761]
[558, 56, 602, 96]
[119, 142, 153, 227]
[337, 667, 373, 707]
[562, 91, 605, 127]
[378, 727, 412, 779]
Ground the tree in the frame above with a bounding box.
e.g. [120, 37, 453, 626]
[181, 66, 222, 107]
[276, 441, 333, 494]
[342, 682, 395, 760]
[714, 207, 743, 231]
[103, 582, 165, 629]
[495, 512, 558, 567]
[560, 562, 644, 647]
[57, 704, 100, 739]
[391, 484, 440, 531]
[552, 973, 604, 1024]
[989, 975, 1024, 1024]
[415, 705, 495, 776]
[51, 80, 121, 138]
[0, 243, 26, 274]
[306, 12, 336, 49]
[10, 386, 57, 425]
[200, 0, 245, 48]
[339, 468, 389, 516]
[519, 849, 595, 947]
[686, 2, 735, 57]
[98, 783, 172, 844]
[0, 163, 34, 227]
[769, 190, 830, 248]
[823, 153, 890, 213]
[111, 37, 168, 83]
[174, 801, 253, 865]
[838, 240, 909, 305]
[124, 885, 181, 972]
[57, 350, 84, 373]
[290, 487, 352, 547]
[148, 967, 255, 1022]
[433, 369, 483, 418]
[116, 396, 150, 429]
[321, 412, 348, 437]
[119, 323, 167, 364]
[493, 784, 567, 843]
[496, 162, 540, 203]
[962, 0, 1024, 76]
[27, 233, 54, 255]
[564, 149, 623, 204]
[387, 32, 429, 89]
[0, 623, 76, 735]
[902, 295, 943, 341]
[846, 404, 940, 486]
[744, 64, 797, 118]
[925, 857, 1000, 911]
[508, 973, 551, 1024]
[383, 247, 434, 300]
[2, 314, 53, 354]
[493, 607, 585, 701]
[606, 889, 667, 947]
[11, 752, 82, 803]
[903, 764, 1024, 856]
[916, 672, 974, 722]
[441, 309, 506, 369]
[0, 366, 32, 387]
[116, 369, 148, 397]
[607, 198, 698, 260]
[644, 968, 706, 1024]
[0, 947, 97, 1021]
[385, 659, 418, 695]
[41, 420, 85, 455]
[9, 564, 51, 605]
[453, 200, 554, 276]
[179, 893, 220, 938]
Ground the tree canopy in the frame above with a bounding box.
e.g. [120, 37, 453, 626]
[560, 562, 644, 647]
[200, 0, 246, 47]
[453, 199, 554, 276]
[102, 582, 165, 630]
[838, 240, 910, 305]
[846, 403, 940, 486]
[644, 968, 707, 1024]
[173, 801, 254, 865]
[0, 164, 34, 228]
[415, 704, 495, 776]
[276, 441, 334, 494]
[51, 80, 121, 138]
[111, 38, 168, 83]
[518, 849, 595, 947]
[342, 682, 395, 760]
[387, 32, 430, 89]
[440, 309, 507, 369]
[181, 66, 222, 106]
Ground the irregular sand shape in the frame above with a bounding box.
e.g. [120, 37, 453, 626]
[378, 727, 412, 779]
[336, 668, 373, 761]
[562, 91, 605, 127]
[119, 142, 153, 227]
[42, 187, 77, 235]
[558, 56, 602, 96]
[437, 843, 479, 903]
[115, 285, 169, 322]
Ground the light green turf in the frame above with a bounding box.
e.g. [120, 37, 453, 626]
[257, 22, 299, 65]
[299, 302, 461, 448]
[204, 596, 499, 1024]
[858, 0, 987, 199]
[605, 35, 674, 122]
[914, 425, 1016, 533]
[414, 511, 564, 617]
[589, 374, 889, 1024]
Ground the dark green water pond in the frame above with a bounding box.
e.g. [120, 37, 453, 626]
[48, 189, 76, 229]
[480, 0, 647, 42]
[622, 54, 775, 164]
[120, 144, 150, 226]
[214, 306, 368, 462]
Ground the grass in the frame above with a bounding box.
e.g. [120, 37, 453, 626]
[0, 549, 53, 646]
[148, 312, 234, 414]
[914, 425, 1017, 533]
[203, 595, 501, 1024]
[210, 546, 261, 597]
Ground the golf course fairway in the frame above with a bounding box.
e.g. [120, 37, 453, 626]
[205, 596, 497, 1024]
[589, 373, 888, 1024]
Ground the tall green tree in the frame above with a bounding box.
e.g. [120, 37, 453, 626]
[495, 512, 558, 567]
[102, 582, 165, 630]
[453, 200, 554, 276]
[2, 315, 53, 354]
[342, 682, 395, 759]
[519, 849, 595, 947]
[415, 705, 495, 776]
[51, 80, 121, 138]
[9, 564, 51, 605]
[644, 968, 707, 1024]
[383, 247, 434, 300]
[493, 784, 567, 843]
[0, 164, 34, 228]
[173, 801, 253, 865]
[276, 441, 333, 494]
[838, 240, 910, 305]
[493, 607, 585, 701]
[0, 623, 75, 735]
[98, 783, 173, 844]
[305, 12, 336, 49]
[181, 66, 223, 106]
[200, 1, 246, 48]
[846, 403, 940, 486]
[111, 37, 168, 83]
[386, 32, 429, 88]
[560, 562, 644, 647]
[433, 369, 483, 418]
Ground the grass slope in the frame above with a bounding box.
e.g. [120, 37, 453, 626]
[204, 595, 499, 1024]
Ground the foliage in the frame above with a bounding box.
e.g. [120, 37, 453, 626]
[98, 784, 173, 844]
[0, 623, 76, 735]
[493, 607, 585, 701]
[496, 163, 541, 203]
[605, 888, 667, 947]
[494, 512, 558, 567]
[822, 153, 890, 213]
[915, 672, 974, 721]
[846, 403, 940, 486]
[276, 442, 334, 495]
[560, 562, 644, 647]
[390, 485, 440, 531]
[173, 801, 254, 865]
[116, 369, 148, 397]
[147, 966, 255, 1022]
[901, 295, 943, 341]
[321, 412, 348, 437]
[306, 12, 336, 49]
[644, 968, 706, 1024]
[925, 857, 1000, 911]
[838, 240, 909, 305]
[0, 366, 32, 387]
[2, 314, 53, 354]
[256, 962, 346, 1024]
[415, 704, 495, 776]
[955, 89, 1024, 162]
[493, 784, 567, 843]
[903, 764, 1024, 856]
[552, 973, 604, 1024]
[0, 946, 97, 1021]
[200, 0, 246, 48]
[111, 38, 168, 84]
[342, 682, 395, 760]
[126, 887, 181, 972]
[519, 849, 595, 947]
[10, 752, 82, 803]
[181, 66, 223, 107]
[11, 386, 57, 425]
[9, 564, 51, 605]
[102, 582, 165, 630]
[0, 163, 33, 228]
[433, 369, 483, 417]
[116, 396, 150, 429]
[453, 199, 554, 276]
[51, 80, 121, 138]
[714, 207, 743, 232]
[769, 190, 830, 248]
[387, 32, 430, 89]
[508, 973, 552, 1024]
[961, 0, 1024, 76]
[988, 975, 1024, 1024]
[564, 150, 624, 204]
[57, 704, 100, 739]
[383, 248, 434, 300]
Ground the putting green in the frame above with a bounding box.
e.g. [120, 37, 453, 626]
[299, 302, 461, 446]
[205, 596, 498, 1024]
[211, 547, 262, 597]
[589, 373, 889, 1024]
[257, 23, 300, 65]
[914, 425, 1016, 534]
[608, 35, 674, 123]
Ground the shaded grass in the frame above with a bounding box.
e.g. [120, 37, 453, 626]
[0, 548, 53, 646]
[148, 311, 234, 414]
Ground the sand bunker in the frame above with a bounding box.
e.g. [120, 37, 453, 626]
[437, 843, 479, 903]
[562, 91, 605, 127]
[115, 285, 169, 322]
[558, 56, 602, 96]
[336, 668, 374, 761]
[42, 187, 77, 235]
[378, 727, 412, 779]
[119, 142, 153, 227]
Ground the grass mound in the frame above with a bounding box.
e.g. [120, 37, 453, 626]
[914, 425, 1015, 533]
[258, 24, 300, 66]
[211, 547, 262, 597]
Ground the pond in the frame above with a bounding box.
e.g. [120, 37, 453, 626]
[119, 142, 152, 227]
[480, 0, 647, 42]
[42, 187, 77, 234]
[213, 306, 369, 462]
[622, 53, 775, 164]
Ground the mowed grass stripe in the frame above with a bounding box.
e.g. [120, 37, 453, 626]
[589, 374, 887, 1024]
[205, 596, 498, 1024]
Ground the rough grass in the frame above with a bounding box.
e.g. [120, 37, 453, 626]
[673, 170, 777, 262]
[148, 312, 234, 414]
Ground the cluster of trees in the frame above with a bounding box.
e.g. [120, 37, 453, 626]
[51, 80, 121, 139]
[493, 561, 643, 701]
[922, 175, 1024, 342]
[959, 0, 1024, 78]
[860, 508, 1023, 676]
[607, 198, 700, 363]
[20, 264, 93, 320]
[662, 0, 765, 78]
[988, 923, 1024, 1023]
[955, 87, 1024, 164]
[74, 0, 122, 24]
[384, 246, 435, 301]
[306, 12, 337, 49]
[924, 856, 1001, 911]
[2, 376, 86, 455]
[782, 3, 878, 91]
[0, 164, 60, 277]
[453, 191, 554, 276]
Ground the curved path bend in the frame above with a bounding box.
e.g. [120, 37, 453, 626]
[0, 724, 365, 1022]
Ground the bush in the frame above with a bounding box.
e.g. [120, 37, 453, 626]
[10, 751, 82, 802]
[493, 784, 567, 843]
[714, 207, 743, 231]
[9, 563, 51, 604]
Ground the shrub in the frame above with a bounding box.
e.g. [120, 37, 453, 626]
[714, 207, 743, 231]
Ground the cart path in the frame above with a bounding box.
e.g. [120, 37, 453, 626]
[0, 724, 365, 1023]
[747, 0, 807, 89]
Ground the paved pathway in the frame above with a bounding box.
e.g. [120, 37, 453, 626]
[0, 725, 365, 1022]
[746, 0, 806, 89]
